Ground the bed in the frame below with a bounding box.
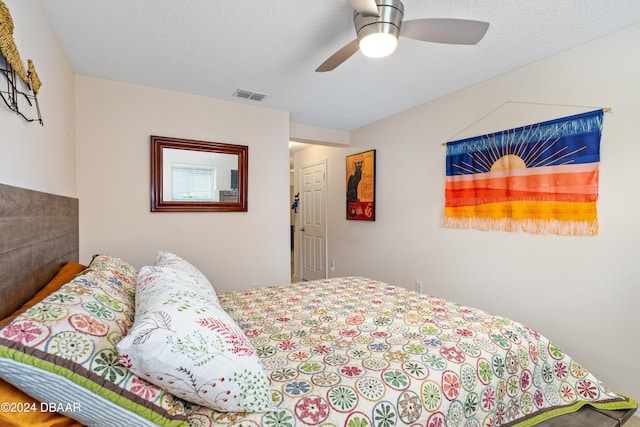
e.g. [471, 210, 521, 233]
[0, 182, 637, 427]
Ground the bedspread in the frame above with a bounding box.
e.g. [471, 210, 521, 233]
[186, 277, 632, 426]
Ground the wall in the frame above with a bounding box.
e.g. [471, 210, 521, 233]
[0, 0, 76, 196]
[75, 77, 291, 292]
[295, 24, 640, 402]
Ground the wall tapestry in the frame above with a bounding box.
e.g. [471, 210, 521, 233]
[346, 149, 375, 221]
[444, 109, 604, 236]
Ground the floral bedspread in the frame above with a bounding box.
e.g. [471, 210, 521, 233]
[187, 277, 630, 427]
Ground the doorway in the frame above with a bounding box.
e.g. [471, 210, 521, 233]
[298, 160, 327, 281]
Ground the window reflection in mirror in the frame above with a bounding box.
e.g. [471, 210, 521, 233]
[151, 136, 248, 212]
[163, 148, 238, 202]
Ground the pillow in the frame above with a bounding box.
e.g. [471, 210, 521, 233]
[153, 251, 219, 305]
[0, 255, 190, 427]
[0, 261, 87, 328]
[117, 263, 274, 413]
[88, 253, 139, 294]
[0, 262, 87, 427]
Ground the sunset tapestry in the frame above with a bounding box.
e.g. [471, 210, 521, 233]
[444, 110, 604, 236]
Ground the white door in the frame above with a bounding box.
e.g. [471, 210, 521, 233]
[300, 161, 327, 281]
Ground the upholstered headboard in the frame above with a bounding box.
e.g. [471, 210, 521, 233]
[0, 183, 79, 319]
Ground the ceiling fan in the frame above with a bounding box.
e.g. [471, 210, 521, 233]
[316, 0, 489, 72]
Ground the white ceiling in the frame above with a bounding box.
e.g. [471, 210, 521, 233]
[39, 0, 640, 131]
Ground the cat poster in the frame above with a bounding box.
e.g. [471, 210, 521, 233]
[346, 150, 375, 221]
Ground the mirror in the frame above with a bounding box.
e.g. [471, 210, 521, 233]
[151, 135, 248, 212]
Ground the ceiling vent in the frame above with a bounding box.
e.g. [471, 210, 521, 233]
[233, 88, 267, 102]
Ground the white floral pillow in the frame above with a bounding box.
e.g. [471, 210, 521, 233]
[153, 251, 219, 305]
[117, 263, 274, 413]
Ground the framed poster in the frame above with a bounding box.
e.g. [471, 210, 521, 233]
[346, 149, 375, 221]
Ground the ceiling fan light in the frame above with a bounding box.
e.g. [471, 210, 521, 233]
[354, 0, 404, 59]
[359, 32, 398, 58]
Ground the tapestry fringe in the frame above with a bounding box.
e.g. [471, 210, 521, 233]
[444, 216, 598, 236]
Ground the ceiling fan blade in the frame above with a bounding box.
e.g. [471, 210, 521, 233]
[315, 39, 360, 72]
[347, 0, 380, 17]
[400, 18, 489, 45]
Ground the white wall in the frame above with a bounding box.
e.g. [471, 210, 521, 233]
[75, 77, 291, 292]
[0, 0, 76, 196]
[295, 24, 640, 402]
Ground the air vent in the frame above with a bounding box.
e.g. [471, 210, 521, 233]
[233, 88, 267, 102]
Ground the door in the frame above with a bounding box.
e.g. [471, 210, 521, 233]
[300, 160, 327, 281]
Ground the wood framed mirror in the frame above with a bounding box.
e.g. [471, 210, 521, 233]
[150, 135, 248, 212]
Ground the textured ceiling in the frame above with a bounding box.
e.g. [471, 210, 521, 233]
[39, 0, 640, 131]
